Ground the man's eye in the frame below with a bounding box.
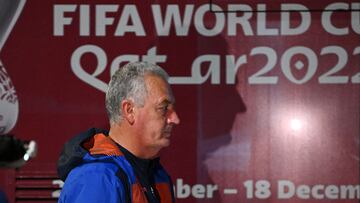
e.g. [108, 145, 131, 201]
[158, 105, 169, 113]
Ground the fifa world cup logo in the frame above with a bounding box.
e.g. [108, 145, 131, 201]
[0, 0, 26, 134]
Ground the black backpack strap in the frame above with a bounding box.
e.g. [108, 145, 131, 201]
[168, 177, 176, 203]
[115, 167, 132, 203]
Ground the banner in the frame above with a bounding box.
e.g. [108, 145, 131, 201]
[0, 0, 359, 202]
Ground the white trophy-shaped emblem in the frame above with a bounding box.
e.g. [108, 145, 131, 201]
[0, 0, 26, 134]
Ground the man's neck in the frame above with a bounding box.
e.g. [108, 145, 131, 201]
[108, 123, 159, 159]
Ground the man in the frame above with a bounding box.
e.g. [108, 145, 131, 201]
[57, 62, 180, 203]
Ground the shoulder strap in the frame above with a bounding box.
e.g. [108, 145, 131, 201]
[168, 177, 176, 203]
[115, 167, 132, 203]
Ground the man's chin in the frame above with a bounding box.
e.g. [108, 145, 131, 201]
[161, 138, 171, 147]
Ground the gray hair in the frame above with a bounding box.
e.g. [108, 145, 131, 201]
[105, 61, 169, 124]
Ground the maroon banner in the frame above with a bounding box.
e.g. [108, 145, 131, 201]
[0, 0, 359, 202]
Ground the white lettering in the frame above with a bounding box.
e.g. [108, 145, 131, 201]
[79, 5, 90, 36]
[57, 3, 346, 37]
[352, 3, 360, 34]
[206, 184, 218, 198]
[281, 4, 310, 35]
[277, 181, 359, 199]
[278, 180, 295, 199]
[175, 179, 218, 199]
[194, 4, 225, 36]
[325, 185, 339, 199]
[96, 5, 118, 36]
[192, 184, 206, 198]
[297, 185, 310, 199]
[115, 5, 145, 36]
[53, 5, 76, 36]
[281, 46, 317, 84]
[141, 46, 167, 65]
[340, 185, 360, 199]
[169, 55, 220, 84]
[322, 3, 349, 35]
[227, 4, 253, 36]
[312, 185, 325, 199]
[152, 5, 193, 36]
[71, 44, 108, 92]
[226, 55, 247, 84]
[176, 179, 191, 198]
[257, 4, 279, 35]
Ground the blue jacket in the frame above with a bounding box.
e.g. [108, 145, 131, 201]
[57, 128, 174, 203]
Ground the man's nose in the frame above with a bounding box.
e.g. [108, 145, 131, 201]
[168, 110, 180, 125]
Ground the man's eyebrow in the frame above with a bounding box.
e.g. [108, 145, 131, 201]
[158, 98, 175, 106]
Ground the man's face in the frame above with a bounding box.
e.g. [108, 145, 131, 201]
[134, 74, 180, 151]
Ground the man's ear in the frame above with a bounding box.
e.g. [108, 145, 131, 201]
[121, 100, 135, 125]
